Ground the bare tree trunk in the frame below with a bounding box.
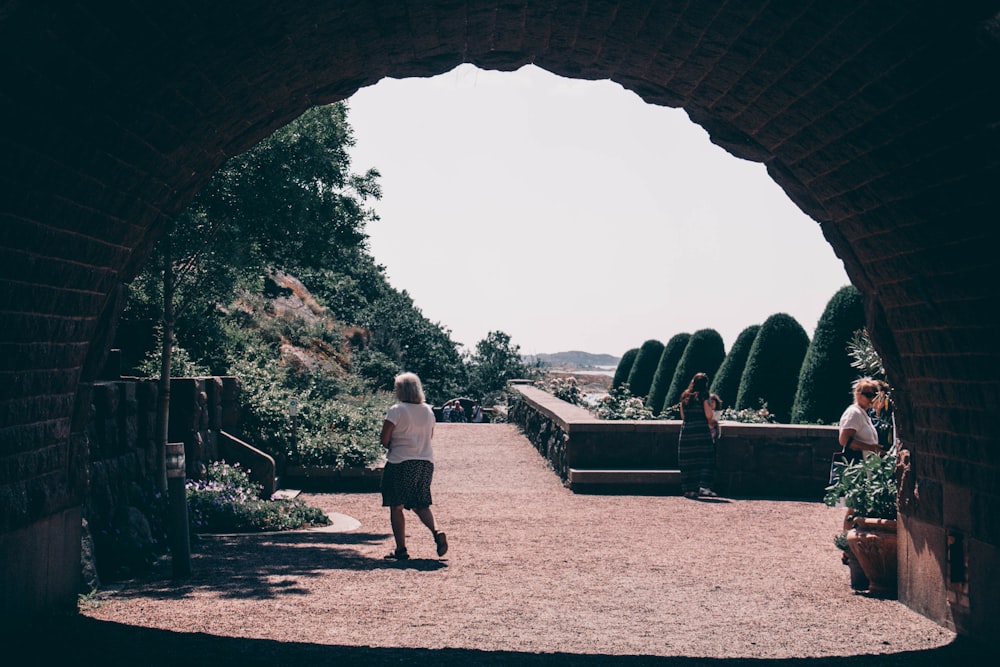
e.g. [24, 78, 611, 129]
[156, 241, 175, 493]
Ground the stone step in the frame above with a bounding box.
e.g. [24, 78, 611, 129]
[567, 468, 681, 485]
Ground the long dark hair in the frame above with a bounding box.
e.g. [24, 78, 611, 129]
[680, 372, 710, 408]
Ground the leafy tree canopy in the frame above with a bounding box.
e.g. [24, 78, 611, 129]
[735, 313, 810, 423]
[710, 324, 760, 409]
[791, 285, 865, 424]
[465, 331, 537, 405]
[626, 339, 664, 398]
[612, 348, 639, 389]
[664, 328, 726, 409]
[646, 333, 690, 415]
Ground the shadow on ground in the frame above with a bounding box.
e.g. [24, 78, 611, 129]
[5, 615, 990, 666]
[96, 529, 445, 602]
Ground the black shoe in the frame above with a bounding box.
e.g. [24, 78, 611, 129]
[384, 548, 409, 560]
[434, 531, 448, 557]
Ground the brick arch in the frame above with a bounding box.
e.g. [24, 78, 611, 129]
[2, 1, 998, 642]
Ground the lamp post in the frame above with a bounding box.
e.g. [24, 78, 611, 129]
[166, 442, 191, 578]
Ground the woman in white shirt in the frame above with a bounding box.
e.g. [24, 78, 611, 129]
[838, 378, 884, 464]
[379, 372, 448, 560]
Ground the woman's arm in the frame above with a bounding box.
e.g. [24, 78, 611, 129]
[380, 420, 395, 449]
[839, 427, 880, 453]
[703, 399, 717, 428]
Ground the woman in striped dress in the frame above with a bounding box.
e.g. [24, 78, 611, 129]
[678, 372, 719, 499]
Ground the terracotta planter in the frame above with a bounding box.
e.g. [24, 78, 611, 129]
[844, 551, 870, 591]
[846, 518, 897, 595]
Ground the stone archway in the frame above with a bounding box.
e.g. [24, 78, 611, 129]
[2, 1, 998, 644]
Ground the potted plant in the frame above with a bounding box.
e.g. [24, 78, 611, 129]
[834, 530, 869, 591]
[824, 447, 898, 595]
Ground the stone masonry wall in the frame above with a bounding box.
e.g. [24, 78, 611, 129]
[2, 0, 998, 643]
[83, 376, 240, 580]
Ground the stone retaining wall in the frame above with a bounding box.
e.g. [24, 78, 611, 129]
[83, 376, 241, 580]
[510, 385, 841, 499]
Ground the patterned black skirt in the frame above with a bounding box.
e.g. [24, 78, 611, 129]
[381, 459, 434, 509]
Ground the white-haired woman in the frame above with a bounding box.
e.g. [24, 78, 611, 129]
[379, 372, 448, 560]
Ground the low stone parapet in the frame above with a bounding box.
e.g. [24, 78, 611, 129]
[509, 385, 840, 499]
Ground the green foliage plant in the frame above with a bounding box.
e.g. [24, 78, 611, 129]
[187, 461, 331, 533]
[847, 328, 886, 378]
[625, 339, 664, 399]
[824, 448, 898, 520]
[663, 329, 726, 410]
[735, 313, 810, 423]
[534, 376, 589, 406]
[710, 325, 760, 409]
[612, 348, 639, 389]
[292, 393, 391, 469]
[229, 350, 389, 470]
[591, 384, 656, 420]
[645, 333, 690, 415]
[791, 286, 865, 424]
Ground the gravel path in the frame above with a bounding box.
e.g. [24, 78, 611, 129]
[16, 423, 990, 665]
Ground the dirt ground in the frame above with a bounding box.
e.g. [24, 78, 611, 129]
[12, 423, 992, 665]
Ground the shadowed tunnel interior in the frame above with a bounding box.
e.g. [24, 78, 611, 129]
[1, 0, 998, 646]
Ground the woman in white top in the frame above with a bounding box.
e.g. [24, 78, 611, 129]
[838, 377, 884, 464]
[379, 372, 448, 560]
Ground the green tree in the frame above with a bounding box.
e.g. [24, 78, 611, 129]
[360, 285, 467, 405]
[791, 286, 866, 424]
[664, 329, 726, 409]
[117, 102, 381, 375]
[195, 102, 381, 275]
[646, 333, 690, 415]
[465, 331, 535, 405]
[626, 339, 664, 398]
[735, 313, 810, 423]
[612, 348, 639, 389]
[117, 102, 383, 487]
[710, 325, 760, 409]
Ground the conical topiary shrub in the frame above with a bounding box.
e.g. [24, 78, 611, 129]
[664, 329, 727, 410]
[791, 285, 866, 424]
[646, 333, 691, 415]
[626, 339, 664, 398]
[711, 324, 760, 409]
[612, 348, 639, 389]
[735, 313, 810, 423]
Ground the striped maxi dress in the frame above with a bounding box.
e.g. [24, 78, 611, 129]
[678, 392, 715, 493]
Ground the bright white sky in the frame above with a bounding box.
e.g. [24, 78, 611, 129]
[346, 64, 851, 359]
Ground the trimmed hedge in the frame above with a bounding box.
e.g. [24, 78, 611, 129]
[791, 285, 866, 424]
[645, 332, 691, 415]
[626, 339, 664, 398]
[735, 313, 810, 423]
[664, 329, 726, 409]
[711, 324, 760, 409]
[612, 348, 639, 389]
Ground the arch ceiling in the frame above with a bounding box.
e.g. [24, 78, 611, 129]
[1, 0, 998, 641]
